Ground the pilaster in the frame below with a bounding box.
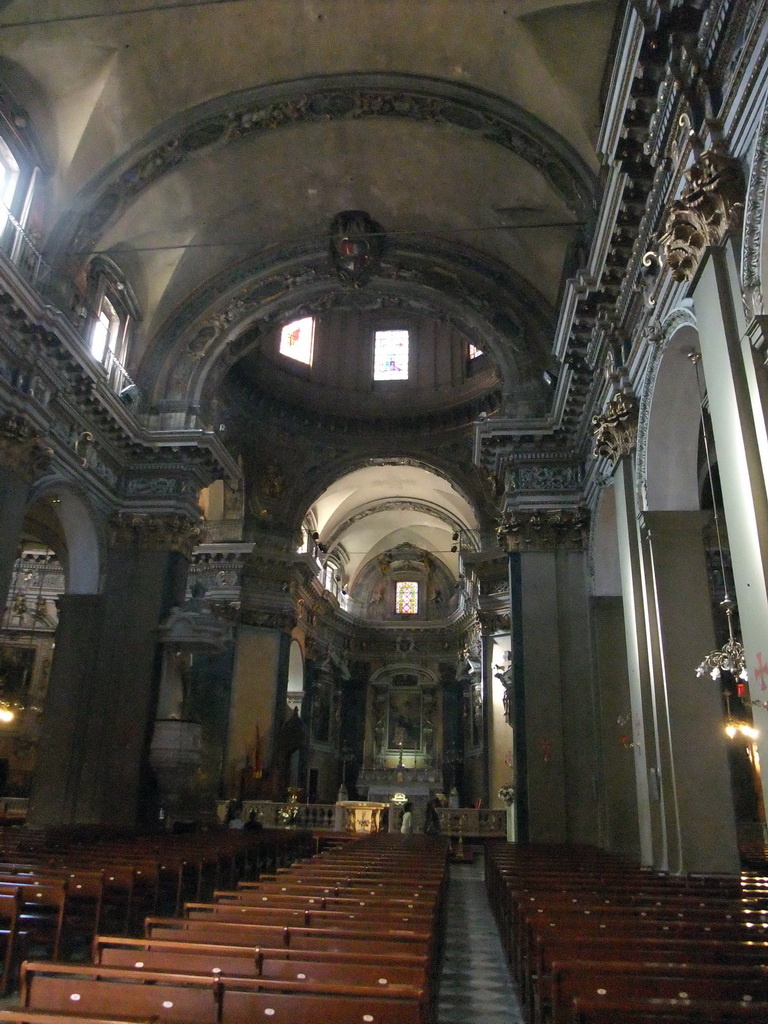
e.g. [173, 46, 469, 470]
[497, 505, 596, 845]
[28, 509, 197, 827]
[694, 243, 768, 823]
[641, 510, 740, 872]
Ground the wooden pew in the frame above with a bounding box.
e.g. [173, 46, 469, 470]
[569, 996, 768, 1022]
[20, 962, 220, 1023]
[19, 961, 428, 1024]
[183, 899, 434, 931]
[94, 934, 429, 974]
[547, 959, 768, 1024]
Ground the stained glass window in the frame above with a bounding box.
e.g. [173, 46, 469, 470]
[374, 329, 409, 380]
[396, 581, 418, 614]
[279, 317, 315, 366]
[468, 344, 483, 359]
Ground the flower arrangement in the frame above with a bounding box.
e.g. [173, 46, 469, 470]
[498, 784, 515, 805]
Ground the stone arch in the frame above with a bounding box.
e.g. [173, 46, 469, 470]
[27, 480, 101, 594]
[141, 240, 551, 413]
[291, 454, 485, 544]
[49, 72, 597, 264]
[637, 308, 702, 513]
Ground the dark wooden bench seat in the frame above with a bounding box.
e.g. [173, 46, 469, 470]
[218, 887, 438, 912]
[569, 996, 768, 1023]
[94, 934, 430, 973]
[546, 959, 768, 1024]
[145, 915, 434, 956]
[21, 962, 220, 1023]
[18, 960, 428, 1024]
[184, 899, 434, 931]
[531, 933, 768, 1018]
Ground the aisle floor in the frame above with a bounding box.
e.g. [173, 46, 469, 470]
[437, 852, 525, 1023]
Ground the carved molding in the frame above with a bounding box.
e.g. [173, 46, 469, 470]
[592, 390, 639, 465]
[240, 609, 297, 633]
[478, 610, 510, 633]
[0, 413, 53, 482]
[497, 507, 589, 553]
[660, 149, 745, 282]
[109, 511, 202, 557]
[742, 96, 768, 317]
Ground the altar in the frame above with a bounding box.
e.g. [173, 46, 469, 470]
[335, 800, 389, 834]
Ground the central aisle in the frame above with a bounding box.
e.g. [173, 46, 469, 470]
[437, 852, 525, 1024]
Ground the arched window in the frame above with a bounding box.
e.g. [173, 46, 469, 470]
[279, 317, 315, 366]
[396, 581, 418, 614]
[84, 258, 139, 396]
[374, 329, 409, 380]
[0, 138, 19, 233]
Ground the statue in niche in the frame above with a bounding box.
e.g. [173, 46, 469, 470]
[372, 690, 387, 757]
[312, 679, 332, 743]
[158, 584, 231, 651]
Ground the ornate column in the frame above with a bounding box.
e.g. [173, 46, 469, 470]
[227, 544, 297, 802]
[497, 506, 593, 845]
[593, 390, 659, 867]
[28, 511, 199, 827]
[0, 413, 52, 608]
[150, 591, 232, 826]
[663, 148, 768, 830]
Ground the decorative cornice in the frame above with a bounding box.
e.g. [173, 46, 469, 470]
[742, 91, 768, 317]
[592, 390, 638, 465]
[660, 149, 746, 282]
[497, 507, 589, 553]
[109, 511, 202, 557]
[0, 413, 53, 482]
[240, 609, 297, 633]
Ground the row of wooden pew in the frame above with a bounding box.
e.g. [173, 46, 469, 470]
[0, 825, 313, 992]
[0, 831, 449, 1023]
[485, 841, 768, 1024]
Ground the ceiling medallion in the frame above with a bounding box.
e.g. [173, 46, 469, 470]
[329, 210, 385, 287]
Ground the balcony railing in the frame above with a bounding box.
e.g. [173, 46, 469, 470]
[1, 207, 135, 395]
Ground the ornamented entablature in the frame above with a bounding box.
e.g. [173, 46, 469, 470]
[591, 389, 639, 466]
[109, 510, 202, 557]
[660, 149, 745, 282]
[497, 507, 590, 553]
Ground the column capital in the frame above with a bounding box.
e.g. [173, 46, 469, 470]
[109, 510, 202, 557]
[660, 148, 745, 283]
[592, 389, 638, 465]
[0, 412, 52, 482]
[497, 507, 589, 553]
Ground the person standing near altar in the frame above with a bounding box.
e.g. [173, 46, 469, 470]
[400, 801, 414, 835]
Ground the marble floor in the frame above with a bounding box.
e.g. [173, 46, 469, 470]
[437, 852, 525, 1024]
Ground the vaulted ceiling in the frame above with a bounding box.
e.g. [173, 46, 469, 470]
[0, 0, 621, 576]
